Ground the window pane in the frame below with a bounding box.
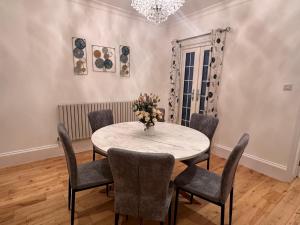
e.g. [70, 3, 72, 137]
[185, 53, 190, 66]
[187, 95, 191, 107]
[190, 52, 195, 66]
[186, 108, 191, 120]
[181, 108, 186, 120]
[202, 66, 208, 81]
[189, 67, 194, 80]
[184, 67, 189, 80]
[203, 50, 210, 65]
[199, 97, 205, 111]
[183, 82, 188, 93]
[187, 81, 192, 93]
[201, 82, 207, 96]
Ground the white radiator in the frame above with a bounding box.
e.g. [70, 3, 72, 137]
[58, 101, 136, 140]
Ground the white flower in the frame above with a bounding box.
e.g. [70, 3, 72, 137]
[135, 111, 140, 116]
[145, 116, 150, 122]
[152, 108, 157, 113]
[153, 118, 157, 122]
[138, 114, 144, 120]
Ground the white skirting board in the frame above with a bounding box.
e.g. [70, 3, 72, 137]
[0, 140, 92, 169]
[213, 144, 291, 182]
[0, 141, 293, 182]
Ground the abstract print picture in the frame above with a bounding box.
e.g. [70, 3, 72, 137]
[120, 45, 130, 77]
[92, 45, 116, 72]
[72, 37, 88, 75]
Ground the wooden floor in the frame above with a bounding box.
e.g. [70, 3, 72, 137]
[1, 151, 300, 225]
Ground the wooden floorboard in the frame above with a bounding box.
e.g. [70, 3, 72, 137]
[0, 151, 299, 225]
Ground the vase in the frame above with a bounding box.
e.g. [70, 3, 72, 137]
[144, 125, 155, 136]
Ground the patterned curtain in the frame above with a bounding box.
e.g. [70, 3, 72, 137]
[205, 29, 227, 117]
[168, 40, 181, 123]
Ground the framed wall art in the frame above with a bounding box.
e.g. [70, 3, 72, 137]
[92, 45, 116, 73]
[72, 37, 88, 75]
[120, 45, 130, 77]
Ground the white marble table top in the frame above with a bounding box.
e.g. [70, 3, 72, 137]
[91, 122, 210, 160]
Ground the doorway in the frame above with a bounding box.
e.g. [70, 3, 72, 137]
[179, 45, 211, 127]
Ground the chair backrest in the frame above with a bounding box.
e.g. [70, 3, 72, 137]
[88, 109, 114, 133]
[108, 148, 175, 221]
[57, 123, 78, 187]
[190, 113, 219, 142]
[220, 133, 249, 202]
[157, 108, 165, 122]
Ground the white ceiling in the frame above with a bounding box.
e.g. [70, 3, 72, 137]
[96, 0, 230, 17]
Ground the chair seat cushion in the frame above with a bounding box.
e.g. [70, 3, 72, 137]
[175, 165, 221, 203]
[181, 152, 209, 166]
[75, 158, 113, 190]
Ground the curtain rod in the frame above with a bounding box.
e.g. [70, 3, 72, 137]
[176, 26, 231, 43]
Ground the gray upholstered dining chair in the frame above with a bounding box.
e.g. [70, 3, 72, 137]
[182, 113, 219, 169]
[157, 108, 165, 122]
[174, 134, 249, 225]
[57, 123, 113, 225]
[108, 148, 175, 225]
[88, 109, 114, 160]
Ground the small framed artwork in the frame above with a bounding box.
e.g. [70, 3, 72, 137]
[92, 45, 116, 73]
[72, 37, 88, 75]
[120, 45, 130, 77]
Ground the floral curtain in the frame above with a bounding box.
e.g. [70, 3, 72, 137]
[168, 40, 181, 123]
[168, 29, 226, 122]
[205, 29, 227, 117]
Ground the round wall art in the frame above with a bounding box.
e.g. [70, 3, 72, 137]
[72, 37, 88, 75]
[92, 45, 116, 73]
[120, 45, 130, 77]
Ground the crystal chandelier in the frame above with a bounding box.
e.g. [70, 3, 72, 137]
[131, 0, 185, 24]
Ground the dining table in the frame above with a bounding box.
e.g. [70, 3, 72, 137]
[91, 121, 210, 160]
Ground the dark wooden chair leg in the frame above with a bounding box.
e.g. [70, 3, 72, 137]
[93, 149, 96, 161]
[160, 222, 164, 225]
[190, 194, 193, 204]
[220, 204, 225, 225]
[106, 184, 109, 197]
[229, 188, 233, 225]
[207, 158, 210, 170]
[68, 179, 71, 210]
[126, 215, 129, 221]
[168, 201, 172, 225]
[115, 213, 119, 225]
[71, 190, 75, 225]
[174, 188, 179, 225]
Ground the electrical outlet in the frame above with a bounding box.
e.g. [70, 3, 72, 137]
[283, 84, 293, 91]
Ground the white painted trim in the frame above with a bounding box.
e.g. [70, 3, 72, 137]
[213, 144, 291, 182]
[69, 0, 146, 23]
[70, 0, 254, 28]
[288, 103, 300, 179]
[167, 0, 253, 25]
[0, 140, 92, 169]
[0, 144, 59, 157]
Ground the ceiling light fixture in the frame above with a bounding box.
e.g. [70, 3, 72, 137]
[131, 0, 185, 24]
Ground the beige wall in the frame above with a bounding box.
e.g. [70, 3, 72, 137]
[166, 0, 300, 169]
[0, 0, 170, 153]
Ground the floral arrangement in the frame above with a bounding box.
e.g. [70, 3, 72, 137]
[133, 93, 163, 130]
